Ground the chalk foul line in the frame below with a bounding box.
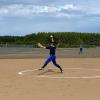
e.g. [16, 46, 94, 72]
[18, 68, 100, 79]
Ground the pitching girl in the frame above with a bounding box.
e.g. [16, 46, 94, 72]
[38, 35, 63, 73]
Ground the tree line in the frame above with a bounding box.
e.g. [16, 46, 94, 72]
[0, 32, 100, 48]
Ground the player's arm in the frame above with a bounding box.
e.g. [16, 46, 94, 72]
[38, 43, 46, 49]
[50, 35, 54, 43]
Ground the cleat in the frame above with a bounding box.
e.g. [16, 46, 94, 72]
[60, 69, 63, 73]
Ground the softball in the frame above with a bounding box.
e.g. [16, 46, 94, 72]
[18, 72, 22, 75]
[50, 35, 53, 38]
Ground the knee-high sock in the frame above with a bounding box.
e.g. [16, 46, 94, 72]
[42, 63, 47, 69]
[54, 63, 63, 71]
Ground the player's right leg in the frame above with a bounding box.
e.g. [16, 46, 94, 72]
[39, 56, 52, 70]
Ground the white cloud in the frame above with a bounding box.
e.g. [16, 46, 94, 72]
[0, 3, 100, 19]
[0, 4, 80, 17]
[60, 4, 78, 10]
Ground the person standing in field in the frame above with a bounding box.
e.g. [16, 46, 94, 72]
[38, 35, 63, 73]
[79, 45, 83, 54]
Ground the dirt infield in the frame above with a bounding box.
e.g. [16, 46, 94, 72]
[0, 58, 100, 100]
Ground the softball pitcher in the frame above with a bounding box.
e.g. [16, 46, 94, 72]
[38, 35, 63, 73]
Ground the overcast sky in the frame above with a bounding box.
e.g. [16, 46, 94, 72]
[0, 0, 100, 36]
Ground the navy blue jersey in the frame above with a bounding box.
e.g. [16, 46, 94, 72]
[46, 46, 56, 55]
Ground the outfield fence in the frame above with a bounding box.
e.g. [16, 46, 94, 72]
[0, 44, 33, 48]
[0, 44, 99, 48]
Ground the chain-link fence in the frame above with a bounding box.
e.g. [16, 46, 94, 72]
[0, 44, 33, 48]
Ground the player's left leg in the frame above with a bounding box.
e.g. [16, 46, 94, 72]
[52, 55, 63, 73]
